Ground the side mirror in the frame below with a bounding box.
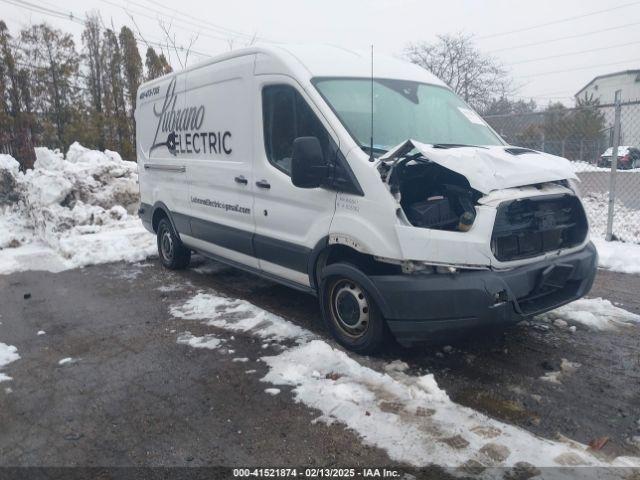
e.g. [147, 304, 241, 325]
[291, 136, 328, 189]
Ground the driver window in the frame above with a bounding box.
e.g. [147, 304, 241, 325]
[262, 85, 331, 175]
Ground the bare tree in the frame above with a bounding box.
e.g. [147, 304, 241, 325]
[158, 20, 198, 70]
[227, 32, 258, 51]
[404, 33, 512, 113]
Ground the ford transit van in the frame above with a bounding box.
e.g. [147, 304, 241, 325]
[136, 44, 597, 354]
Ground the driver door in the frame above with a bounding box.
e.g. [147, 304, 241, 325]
[252, 77, 338, 286]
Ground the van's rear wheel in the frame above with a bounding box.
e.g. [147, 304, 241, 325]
[157, 218, 191, 270]
[320, 270, 387, 354]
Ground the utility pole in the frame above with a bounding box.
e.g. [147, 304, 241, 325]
[605, 90, 622, 241]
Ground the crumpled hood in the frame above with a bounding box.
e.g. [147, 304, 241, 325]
[379, 139, 578, 194]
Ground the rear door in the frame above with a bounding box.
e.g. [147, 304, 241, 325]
[183, 54, 258, 268]
[252, 76, 339, 286]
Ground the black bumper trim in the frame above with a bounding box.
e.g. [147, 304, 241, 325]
[372, 242, 598, 345]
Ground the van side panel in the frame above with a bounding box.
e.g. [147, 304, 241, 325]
[136, 73, 190, 233]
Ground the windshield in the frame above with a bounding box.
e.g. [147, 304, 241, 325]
[313, 78, 504, 154]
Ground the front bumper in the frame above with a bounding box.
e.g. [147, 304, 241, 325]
[371, 242, 598, 345]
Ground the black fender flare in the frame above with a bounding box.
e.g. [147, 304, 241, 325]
[318, 262, 391, 319]
[307, 236, 329, 291]
[152, 201, 192, 242]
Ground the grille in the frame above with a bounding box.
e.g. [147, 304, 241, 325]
[491, 194, 588, 262]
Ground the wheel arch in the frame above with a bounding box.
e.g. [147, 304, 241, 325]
[151, 202, 180, 237]
[318, 262, 392, 322]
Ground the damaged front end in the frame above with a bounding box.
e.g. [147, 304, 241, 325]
[368, 140, 596, 344]
[377, 139, 590, 268]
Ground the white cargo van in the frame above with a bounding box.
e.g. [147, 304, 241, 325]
[136, 44, 597, 353]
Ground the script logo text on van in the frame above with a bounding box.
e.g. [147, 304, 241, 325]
[149, 77, 232, 157]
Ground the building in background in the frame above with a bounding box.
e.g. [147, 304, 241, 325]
[575, 69, 640, 147]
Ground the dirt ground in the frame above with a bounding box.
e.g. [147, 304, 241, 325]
[0, 258, 638, 469]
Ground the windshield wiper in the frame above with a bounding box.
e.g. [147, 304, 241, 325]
[431, 143, 486, 149]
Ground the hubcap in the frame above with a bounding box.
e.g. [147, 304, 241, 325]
[330, 280, 370, 338]
[160, 229, 174, 261]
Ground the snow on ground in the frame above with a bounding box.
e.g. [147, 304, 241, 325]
[58, 357, 76, 365]
[171, 290, 640, 471]
[0, 342, 20, 382]
[541, 297, 640, 331]
[170, 293, 314, 343]
[539, 359, 581, 384]
[582, 193, 640, 244]
[578, 191, 640, 274]
[593, 238, 640, 274]
[176, 332, 224, 350]
[0, 143, 155, 275]
[572, 161, 640, 173]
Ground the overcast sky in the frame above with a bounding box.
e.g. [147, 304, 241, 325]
[2, 0, 639, 106]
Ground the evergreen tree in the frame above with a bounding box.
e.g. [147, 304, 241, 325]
[102, 29, 132, 158]
[21, 23, 80, 150]
[82, 13, 105, 150]
[119, 26, 142, 116]
[0, 20, 35, 168]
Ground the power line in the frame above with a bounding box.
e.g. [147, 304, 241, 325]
[133, 0, 266, 42]
[477, 1, 640, 40]
[99, 0, 244, 46]
[2, 0, 214, 60]
[519, 57, 640, 78]
[0, 0, 85, 26]
[100, 0, 225, 42]
[506, 40, 640, 65]
[487, 21, 640, 53]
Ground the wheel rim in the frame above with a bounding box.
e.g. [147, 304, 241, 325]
[160, 228, 174, 261]
[329, 279, 370, 339]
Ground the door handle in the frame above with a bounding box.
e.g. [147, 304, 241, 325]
[234, 175, 248, 185]
[255, 179, 271, 189]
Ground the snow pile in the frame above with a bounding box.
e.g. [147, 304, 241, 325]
[0, 342, 20, 382]
[0, 143, 155, 274]
[171, 290, 640, 470]
[541, 297, 640, 331]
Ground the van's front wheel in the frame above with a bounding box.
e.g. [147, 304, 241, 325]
[320, 271, 387, 354]
[157, 218, 191, 270]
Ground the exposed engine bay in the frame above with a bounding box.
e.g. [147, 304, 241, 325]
[377, 142, 589, 264]
[379, 154, 481, 232]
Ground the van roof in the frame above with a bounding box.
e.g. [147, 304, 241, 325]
[139, 43, 447, 89]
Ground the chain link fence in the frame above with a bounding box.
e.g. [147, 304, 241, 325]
[484, 99, 640, 245]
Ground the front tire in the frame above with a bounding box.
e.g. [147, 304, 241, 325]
[320, 271, 387, 354]
[157, 218, 191, 270]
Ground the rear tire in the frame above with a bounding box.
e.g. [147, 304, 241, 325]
[157, 218, 191, 270]
[319, 269, 388, 354]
